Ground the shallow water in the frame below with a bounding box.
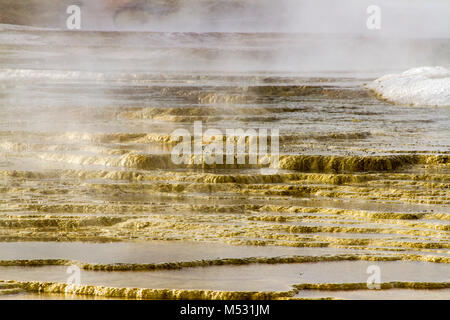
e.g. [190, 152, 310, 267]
[0, 241, 356, 263]
[1, 261, 448, 299]
[1, 261, 449, 290]
[0, 25, 448, 300]
[293, 289, 450, 300]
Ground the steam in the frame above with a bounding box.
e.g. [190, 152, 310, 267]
[0, 0, 448, 129]
[76, 0, 450, 38]
[0, 0, 447, 73]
